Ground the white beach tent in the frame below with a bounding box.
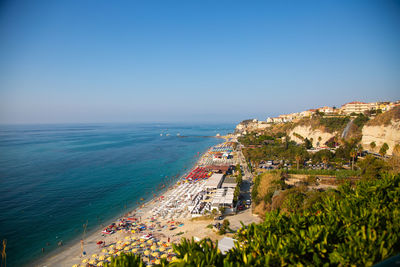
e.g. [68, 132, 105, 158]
[218, 237, 236, 254]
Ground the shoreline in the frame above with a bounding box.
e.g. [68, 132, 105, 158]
[35, 141, 225, 267]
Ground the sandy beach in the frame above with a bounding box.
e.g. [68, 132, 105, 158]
[37, 140, 261, 267]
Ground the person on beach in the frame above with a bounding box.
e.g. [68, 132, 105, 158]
[80, 239, 84, 257]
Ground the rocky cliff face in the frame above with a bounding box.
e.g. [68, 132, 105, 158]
[361, 121, 400, 155]
[235, 119, 270, 134]
[360, 107, 400, 155]
[288, 125, 337, 147]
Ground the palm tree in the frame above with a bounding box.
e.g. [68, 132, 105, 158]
[295, 154, 302, 170]
[350, 150, 356, 170]
[321, 156, 328, 169]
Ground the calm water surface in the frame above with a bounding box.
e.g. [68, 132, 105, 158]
[0, 123, 233, 266]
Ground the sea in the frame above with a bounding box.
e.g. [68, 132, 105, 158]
[0, 123, 234, 266]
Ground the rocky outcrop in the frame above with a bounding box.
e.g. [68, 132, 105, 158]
[288, 125, 337, 147]
[361, 107, 400, 155]
[235, 119, 270, 134]
[361, 121, 400, 155]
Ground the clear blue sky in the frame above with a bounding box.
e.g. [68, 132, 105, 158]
[1, 0, 399, 124]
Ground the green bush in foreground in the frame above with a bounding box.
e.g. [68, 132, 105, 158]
[107, 174, 400, 266]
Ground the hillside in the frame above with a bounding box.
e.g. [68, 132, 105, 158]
[362, 106, 400, 155]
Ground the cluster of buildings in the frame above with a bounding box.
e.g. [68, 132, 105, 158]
[266, 100, 400, 124]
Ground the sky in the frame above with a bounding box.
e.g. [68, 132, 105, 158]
[0, 0, 399, 124]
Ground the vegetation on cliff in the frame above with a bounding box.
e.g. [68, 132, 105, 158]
[366, 106, 400, 126]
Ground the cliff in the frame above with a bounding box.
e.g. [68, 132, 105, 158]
[288, 125, 337, 148]
[361, 107, 400, 155]
[235, 119, 270, 133]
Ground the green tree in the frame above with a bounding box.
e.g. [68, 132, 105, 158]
[304, 138, 312, 149]
[379, 143, 389, 157]
[370, 141, 376, 150]
[358, 155, 388, 179]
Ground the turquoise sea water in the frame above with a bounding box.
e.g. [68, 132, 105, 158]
[0, 123, 233, 266]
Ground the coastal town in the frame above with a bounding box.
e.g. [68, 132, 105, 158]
[38, 99, 400, 267]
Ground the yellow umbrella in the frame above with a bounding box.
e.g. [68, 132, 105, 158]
[168, 248, 174, 253]
[147, 240, 153, 244]
[99, 255, 105, 260]
[89, 259, 96, 264]
[124, 247, 130, 251]
[124, 241, 130, 245]
[125, 236, 130, 240]
[72, 264, 78, 267]
[132, 242, 138, 246]
[150, 245, 157, 250]
[132, 248, 138, 253]
[155, 259, 161, 265]
[116, 251, 121, 256]
[166, 242, 171, 247]
[97, 261, 104, 266]
[131, 230, 136, 233]
[131, 236, 136, 240]
[109, 244, 114, 248]
[101, 249, 108, 253]
[144, 250, 150, 256]
[157, 241, 162, 246]
[140, 238, 145, 242]
[152, 252, 159, 257]
[92, 254, 98, 258]
[82, 259, 88, 263]
[140, 244, 145, 247]
[106, 257, 112, 262]
[117, 240, 123, 244]
[108, 249, 114, 254]
[159, 247, 165, 252]
[116, 246, 123, 250]
[161, 254, 167, 259]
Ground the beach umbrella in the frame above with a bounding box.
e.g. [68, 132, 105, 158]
[131, 230, 136, 233]
[72, 264, 78, 267]
[152, 252, 159, 257]
[166, 242, 172, 247]
[106, 257, 112, 262]
[125, 236, 130, 240]
[132, 248, 138, 253]
[147, 239, 153, 244]
[157, 241, 162, 246]
[101, 249, 108, 253]
[168, 248, 174, 253]
[99, 255, 105, 260]
[161, 254, 167, 259]
[159, 247, 165, 252]
[109, 244, 114, 248]
[89, 259, 97, 265]
[117, 240, 123, 244]
[97, 262, 104, 266]
[92, 254, 98, 258]
[108, 249, 114, 254]
[116, 251, 122, 256]
[150, 245, 157, 250]
[81, 259, 88, 263]
[140, 243, 145, 247]
[124, 247, 130, 251]
[132, 242, 138, 246]
[144, 250, 150, 256]
[155, 259, 161, 265]
[124, 241, 130, 245]
[140, 238, 145, 242]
